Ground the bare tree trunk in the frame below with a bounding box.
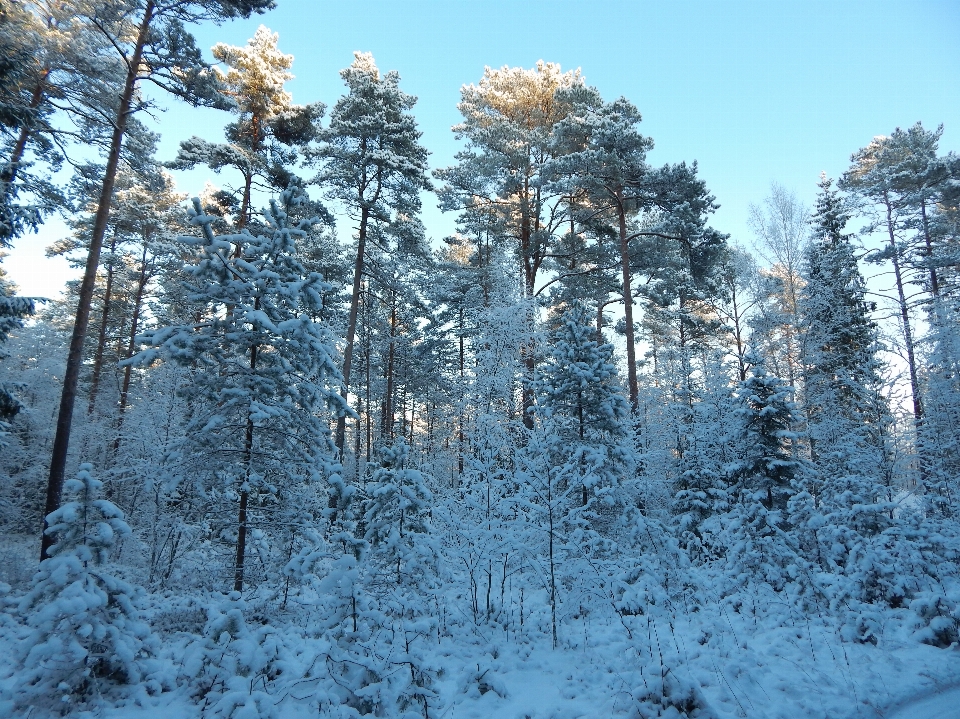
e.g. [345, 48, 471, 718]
[920, 199, 940, 299]
[458, 308, 465, 476]
[335, 206, 369, 454]
[382, 289, 397, 440]
[235, 337, 259, 594]
[519, 183, 537, 429]
[547, 471, 557, 649]
[113, 249, 150, 453]
[883, 193, 923, 424]
[365, 287, 372, 465]
[238, 170, 252, 231]
[88, 235, 119, 414]
[408, 398, 415, 445]
[730, 285, 747, 382]
[617, 191, 639, 408]
[42, 1, 156, 562]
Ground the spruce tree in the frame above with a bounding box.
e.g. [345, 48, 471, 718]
[522, 303, 633, 646]
[719, 355, 803, 591]
[729, 355, 799, 513]
[537, 301, 633, 504]
[789, 179, 899, 599]
[801, 174, 887, 472]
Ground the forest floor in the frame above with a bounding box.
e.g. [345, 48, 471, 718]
[2, 532, 959, 718]
[885, 686, 960, 719]
[3, 589, 959, 718]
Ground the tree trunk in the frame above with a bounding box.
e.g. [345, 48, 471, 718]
[235, 337, 259, 594]
[458, 308, 465, 476]
[920, 199, 940, 298]
[730, 285, 747, 382]
[41, 1, 156, 562]
[365, 287, 372, 465]
[617, 191, 639, 408]
[88, 235, 119, 414]
[113, 249, 150, 453]
[234, 479, 250, 592]
[1, 69, 49, 207]
[547, 472, 557, 649]
[884, 193, 923, 423]
[382, 289, 397, 440]
[335, 206, 369, 455]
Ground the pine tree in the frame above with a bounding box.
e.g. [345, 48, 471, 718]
[437, 61, 587, 299]
[437, 62, 591, 428]
[170, 25, 324, 231]
[312, 52, 430, 455]
[42, 0, 274, 562]
[15, 464, 158, 714]
[133, 191, 350, 593]
[841, 132, 924, 426]
[548, 95, 651, 406]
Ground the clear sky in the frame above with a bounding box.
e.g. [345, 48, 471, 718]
[5, 0, 959, 298]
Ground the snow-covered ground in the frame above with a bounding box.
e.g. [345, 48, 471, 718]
[5, 583, 956, 719]
[886, 687, 960, 719]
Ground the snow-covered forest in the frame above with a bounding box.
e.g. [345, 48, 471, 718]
[2, 2, 960, 717]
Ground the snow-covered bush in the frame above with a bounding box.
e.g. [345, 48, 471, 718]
[181, 592, 297, 719]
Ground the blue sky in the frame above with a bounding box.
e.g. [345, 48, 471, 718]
[6, 0, 959, 297]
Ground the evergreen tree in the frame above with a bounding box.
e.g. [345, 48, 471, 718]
[729, 355, 800, 513]
[43, 0, 274, 562]
[801, 174, 887, 468]
[841, 131, 924, 426]
[14, 464, 158, 714]
[437, 61, 588, 299]
[518, 303, 633, 647]
[363, 440, 438, 595]
[671, 352, 739, 560]
[133, 191, 350, 593]
[0, 268, 34, 444]
[171, 25, 324, 231]
[311, 52, 430, 455]
[714, 356, 804, 592]
[537, 301, 633, 506]
[548, 95, 651, 406]
[437, 62, 592, 428]
[359, 439, 439, 717]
